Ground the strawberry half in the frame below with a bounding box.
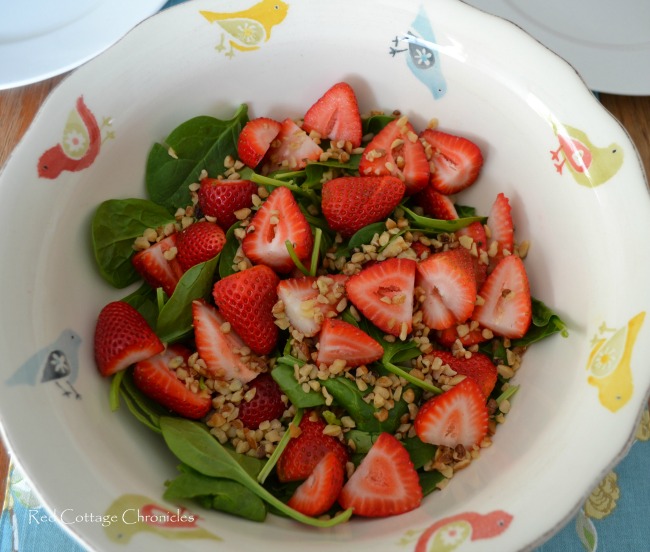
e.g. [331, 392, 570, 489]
[358, 117, 429, 195]
[455, 221, 488, 289]
[132, 233, 184, 297]
[277, 412, 350, 482]
[263, 118, 323, 173]
[321, 175, 405, 238]
[302, 82, 363, 148]
[175, 221, 226, 271]
[237, 117, 282, 168]
[413, 185, 458, 220]
[238, 373, 286, 429]
[94, 301, 164, 377]
[316, 318, 384, 367]
[436, 324, 489, 349]
[242, 186, 314, 274]
[338, 432, 422, 517]
[414, 377, 489, 448]
[419, 129, 484, 195]
[212, 265, 280, 355]
[276, 275, 348, 337]
[472, 254, 532, 339]
[416, 248, 477, 331]
[287, 451, 345, 517]
[191, 299, 260, 383]
[346, 258, 416, 338]
[133, 344, 212, 420]
[428, 349, 497, 398]
[197, 178, 257, 230]
[486, 192, 514, 266]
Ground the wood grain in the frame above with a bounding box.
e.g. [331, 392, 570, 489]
[0, 79, 649, 509]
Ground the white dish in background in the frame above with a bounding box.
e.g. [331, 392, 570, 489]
[462, 0, 650, 95]
[0, 0, 168, 90]
[1, 0, 650, 551]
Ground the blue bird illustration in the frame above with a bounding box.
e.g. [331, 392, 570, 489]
[389, 6, 447, 99]
[6, 329, 82, 399]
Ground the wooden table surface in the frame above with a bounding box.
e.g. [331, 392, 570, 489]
[1, 76, 649, 507]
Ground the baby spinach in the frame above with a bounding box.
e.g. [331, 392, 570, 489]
[117, 371, 168, 433]
[146, 105, 249, 211]
[335, 221, 387, 258]
[159, 417, 353, 527]
[271, 361, 325, 408]
[121, 283, 159, 328]
[363, 113, 395, 135]
[91, 198, 175, 288]
[419, 470, 446, 497]
[512, 297, 569, 347]
[218, 223, 242, 279]
[401, 204, 486, 233]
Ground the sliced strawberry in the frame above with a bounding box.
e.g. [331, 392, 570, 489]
[321, 175, 405, 238]
[191, 299, 259, 383]
[276, 275, 348, 337]
[132, 233, 184, 297]
[455, 221, 488, 288]
[242, 186, 313, 274]
[414, 377, 489, 448]
[428, 349, 497, 398]
[486, 192, 514, 267]
[277, 412, 350, 482]
[420, 129, 484, 195]
[287, 451, 345, 517]
[413, 185, 458, 220]
[302, 82, 363, 148]
[346, 258, 416, 338]
[358, 117, 429, 195]
[133, 344, 212, 420]
[237, 117, 282, 168]
[94, 301, 164, 377]
[316, 318, 384, 367]
[197, 178, 257, 230]
[175, 221, 226, 271]
[338, 432, 422, 517]
[416, 248, 477, 331]
[263, 118, 323, 173]
[472, 254, 532, 339]
[212, 265, 280, 355]
[411, 241, 432, 260]
[238, 373, 286, 429]
[436, 324, 489, 348]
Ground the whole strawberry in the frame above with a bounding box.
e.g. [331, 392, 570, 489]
[238, 373, 286, 429]
[197, 178, 257, 230]
[212, 265, 280, 355]
[321, 175, 405, 238]
[176, 221, 226, 271]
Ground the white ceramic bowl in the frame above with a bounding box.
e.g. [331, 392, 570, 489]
[1, 1, 650, 551]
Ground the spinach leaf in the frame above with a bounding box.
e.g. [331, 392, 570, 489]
[402, 436, 437, 470]
[271, 362, 325, 408]
[336, 221, 387, 258]
[401, 204, 485, 233]
[121, 283, 159, 328]
[218, 223, 242, 279]
[91, 198, 175, 288]
[345, 430, 378, 454]
[455, 204, 477, 218]
[512, 297, 569, 347]
[159, 417, 352, 527]
[146, 105, 249, 211]
[363, 114, 395, 135]
[119, 371, 169, 433]
[157, 254, 219, 342]
[419, 470, 446, 496]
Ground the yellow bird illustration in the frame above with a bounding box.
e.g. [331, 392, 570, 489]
[200, 0, 289, 58]
[587, 312, 645, 412]
[550, 122, 623, 187]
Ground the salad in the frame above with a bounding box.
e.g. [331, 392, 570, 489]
[91, 82, 566, 526]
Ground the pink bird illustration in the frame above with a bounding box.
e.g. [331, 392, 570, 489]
[414, 510, 513, 552]
[37, 95, 112, 179]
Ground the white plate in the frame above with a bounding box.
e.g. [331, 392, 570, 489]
[462, 0, 650, 95]
[0, 0, 169, 90]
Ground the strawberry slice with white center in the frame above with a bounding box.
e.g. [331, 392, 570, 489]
[345, 258, 416, 338]
[416, 248, 477, 331]
[472, 254, 532, 339]
[133, 344, 212, 420]
[262, 118, 323, 173]
[132, 233, 184, 297]
[413, 185, 459, 220]
[237, 117, 282, 169]
[276, 275, 348, 337]
[287, 451, 345, 517]
[414, 377, 489, 448]
[242, 186, 314, 274]
[358, 117, 430, 195]
[191, 299, 259, 383]
[419, 129, 484, 195]
[302, 82, 363, 148]
[316, 318, 384, 367]
[338, 432, 422, 517]
[486, 192, 514, 267]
